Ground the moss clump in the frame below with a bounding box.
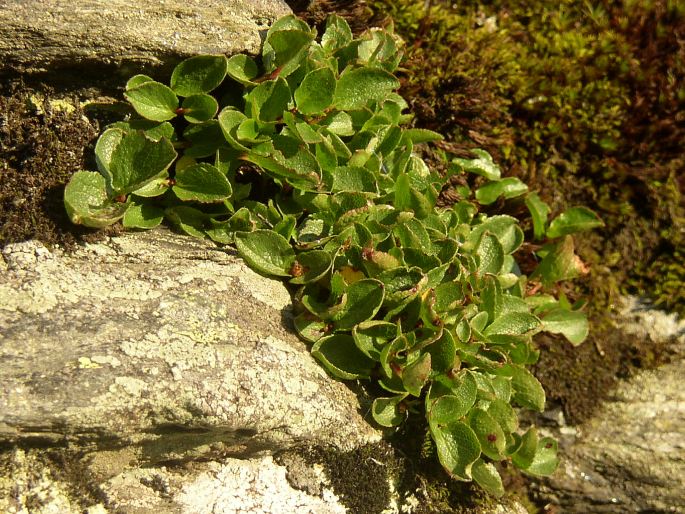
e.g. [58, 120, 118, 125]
[365, 0, 684, 316]
[0, 83, 121, 249]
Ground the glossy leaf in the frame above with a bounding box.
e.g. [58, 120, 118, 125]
[295, 67, 336, 115]
[430, 421, 481, 481]
[171, 55, 227, 96]
[334, 67, 399, 110]
[402, 352, 432, 396]
[531, 236, 584, 286]
[321, 14, 353, 52]
[64, 171, 129, 228]
[122, 202, 164, 229]
[497, 364, 546, 412]
[372, 395, 407, 427]
[311, 334, 375, 379]
[124, 81, 178, 121]
[547, 207, 604, 238]
[234, 230, 296, 277]
[173, 163, 232, 203]
[541, 307, 589, 345]
[181, 94, 219, 123]
[289, 250, 333, 284]
[226, 54, 259, 85]
[475, 178, 528, 205]
[471, 459, 504, 497]
[525, 192, 550, 240]
[333, 278, 385, 330]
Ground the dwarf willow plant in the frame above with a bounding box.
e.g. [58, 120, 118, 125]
[64, 14, 603, 496]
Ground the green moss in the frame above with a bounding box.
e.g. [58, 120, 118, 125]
[367, 0, 684, 315]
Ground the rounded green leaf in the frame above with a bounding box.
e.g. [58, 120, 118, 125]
[311, 334, 375, 380]
[402, 352, 432, 397]
[429, 420, 481, 481]
[295, 67, 336, 115]
[289, 250, 333, 285]
[122, 202, 164, 229]
[372, 395, 408, 427]
[512, 427, 538, 470]
[484, 312, 541, 337]
[165, 205, 207, 239]
[108, 131, 176, 196]
[226, 54, 259, 85]
[329, 166, 377, 193]
[126, 74, 154, 90]
[547, 207, 604, 238]
[181, 94, 219, 123]
[530, 236, 584, 286]
[475, 178, 528, 205]
[471, 459, 504, 497]
[452, 149, 501, 181]
[218, 108, 250, 151]
[469, 408, 506, 460]
[526, 437, 559, 476]
[334, 67, 400, 110]
[124, 81, 179, 122]
[542, 308, 589, 345]
[64, 171, 129, 228]
[245, 77, 292, 122]
[95, 127, 124, 177]
[476, 233, 504, 275]
[321, 14, 352, 52]
[183, 121, 226, 158]
[497, 364, 546, 412]
[293, 312, 327, 343]
[525, 192, 550, 240]
[352, 321, 398, 361]
[173, 163, 232, 203]
[234, 229, 296, 277]
[333, 278, 385, 330]
[426, 330, 457, 373]
[170, 55, 228, 96]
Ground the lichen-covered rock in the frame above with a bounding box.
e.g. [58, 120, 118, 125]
[0, 0, 291, 84]
[0, 229, 379, 459]
[532, 298, 685, 512]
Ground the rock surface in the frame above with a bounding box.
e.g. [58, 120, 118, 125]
[0, 0, 292, 86]
[0, 229, 378, 457]
[533, 297, 685, 513]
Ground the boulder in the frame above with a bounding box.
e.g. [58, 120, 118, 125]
[532, 297, 685, 512]
[0, 229, 379, 457]
[0, 0, 292, 86]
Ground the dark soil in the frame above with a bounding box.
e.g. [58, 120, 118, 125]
[0, 82, 121, 250]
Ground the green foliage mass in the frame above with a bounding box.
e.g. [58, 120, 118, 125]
[368, 0, 684, 315]
[63, 14, 602, 496]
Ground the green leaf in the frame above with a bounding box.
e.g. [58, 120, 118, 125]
[295, 67, 336, 115]
[234, 229, 296, 277]
[541, 308, 589, 345]
[352, 321, 398, 361]
[476, 233, 504, 275]
[496, 364, 546, 412]
[126, 74, 154, 89]
[525, 193, 550, 240]
[427, 374, 477, 424]
[429, 421, 481, 481]
[547, 207, 604, 238]
[526, 438, 559, 476]
[402, 352, 432, 396]
[226, 54, 259, 85]
[330, 166, 378, 193]
[321, 14, 353, 52]
[122, 202, 164, 229]
[469, 408, 506, 460]
[401, 128, 444, 145]
[183, 121, 226, 158]
[64, 171, 129, 228]
[486, 398, 518, 434]
[484, 312, 541, 337]
[531, 236, 584, 286]
[218, 108, 250, 152]
[109, 131, 176, 196]
[165, 205, 208, 239]
[293, 312, 327, 343]
[289, 250, 333, 285]
[333, 278, 385, 330]
[512, 427, 538, 469]
[475, 178, 528, 205]
[124, 81, 179, 122]
[263, 29, 314, 77]
[311, 334, 375, 379]
[181, 94, 219, 123]
[471, 459, 504, 497]
[426, 330, 457, 373]
[334, 67, 399, 110]
[95, 128, 124, 177]
[321, 111, 355, 136]
[452, 149, 501, 181]
[170, 55, 228, 96]
[173, 163, 232, 203]
[131, 178, 169, 198]
[245, 77, 292, 122]
[372, 395, 408, 427]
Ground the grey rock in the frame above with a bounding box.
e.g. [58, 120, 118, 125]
[0, 0, 292, 84]
[0, 229, 379, 459]
[533, 297, 685, 513]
